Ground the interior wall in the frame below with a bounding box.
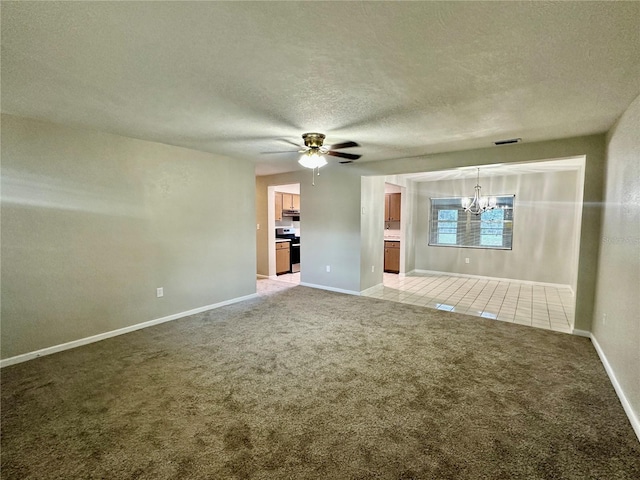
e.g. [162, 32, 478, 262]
[414, 169, 582, 285]
[1, 114, 257, 359]
[360, 176, 385, 291]
[592, 94, 640, 437]
[406, 184, 418, 274]
[569, 162, 587, 295]
[256, 167, 363, 293]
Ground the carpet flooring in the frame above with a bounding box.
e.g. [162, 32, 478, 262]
[2, 286, 639, 479]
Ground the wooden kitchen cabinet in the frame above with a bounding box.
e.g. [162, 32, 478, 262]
[281, 193, 300, 211]
[275, 192, 283, 221]
[384, 241, 400, 273]
[385, 193, 401, 222]
[276, 241, 290, 274]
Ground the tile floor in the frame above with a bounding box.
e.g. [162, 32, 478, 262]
[256, 273, 300, 296]
[257, 271, 575, 334]
[364, 273, 575, 334]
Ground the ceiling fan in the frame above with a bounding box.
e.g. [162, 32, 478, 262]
[299, 132, 361, 164]
[266, 132, 362, 167]
[263, 132, 361, 185]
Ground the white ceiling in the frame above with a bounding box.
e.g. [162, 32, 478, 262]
[402, 156, 585, 183]
[2, 2, 639, 176]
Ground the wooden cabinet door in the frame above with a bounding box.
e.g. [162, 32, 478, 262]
[275, 192, 283, 221]
[384, 241, 400, 273]
[292, 194, 300, 211]
[276, 242, 290, 274]
[282, 193, 293, 210]
[388, 193, 401, 221]
[384, 194, 390, 221]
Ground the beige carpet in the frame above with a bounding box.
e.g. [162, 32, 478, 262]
[2, 286, 639, 479]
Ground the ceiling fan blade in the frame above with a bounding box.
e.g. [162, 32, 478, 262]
[339, 160, 354, 164]
[326, 151, 361, 161]
[260, 150, 298, 154]
[279, 139, 304, 149]
[328, 141, 360, 150]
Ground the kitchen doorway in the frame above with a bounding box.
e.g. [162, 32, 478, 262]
[383, 183, 405, 274]
[268, 183, 301, 281]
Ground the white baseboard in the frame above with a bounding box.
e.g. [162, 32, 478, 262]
[412, 269, 572, 290]
[591, 334, 640, 442]
[359, 283, 383, 296]
[299, 282, 360, 296]
[0, 293, 259, 368]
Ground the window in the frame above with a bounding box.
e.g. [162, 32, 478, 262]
[429, 196, 514, 249]
[437, 209, 458, 244]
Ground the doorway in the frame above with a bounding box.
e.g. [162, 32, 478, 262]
[383, 183, 405, 274]
[268, 183, 301, 281]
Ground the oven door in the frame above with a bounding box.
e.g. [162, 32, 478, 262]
[290, 243, 300, 272]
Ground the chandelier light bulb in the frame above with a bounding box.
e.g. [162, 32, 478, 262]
[462, 168, 497, 215]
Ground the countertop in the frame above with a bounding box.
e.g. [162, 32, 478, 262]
[275, 238, 291, 243]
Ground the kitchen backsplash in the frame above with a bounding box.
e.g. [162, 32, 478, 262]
[276, 219, 300, 235]
[384, 228, 401, 240]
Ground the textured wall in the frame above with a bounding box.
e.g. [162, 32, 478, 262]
[592, 94, 640, 436]
[256, 168, 363, 293]
[1, 114, 256, 359]
[414, 170, 582, 285]
[360, 176, 385, 291]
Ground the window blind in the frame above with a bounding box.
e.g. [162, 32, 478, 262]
[429, 196, 515, 249]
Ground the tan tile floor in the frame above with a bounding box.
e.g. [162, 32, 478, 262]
[256, 273, 300, 296]
[257, 272, 575, 334]
[364, 273, 575, 334]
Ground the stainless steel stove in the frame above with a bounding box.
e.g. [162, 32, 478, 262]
[275, 227, 300, 273]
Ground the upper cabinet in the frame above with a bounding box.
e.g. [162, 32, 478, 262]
[385, 193, 401, 222]
[275, 191, 300, 221]
[282, 193, 300, 211]
[275, 192, 283, 221]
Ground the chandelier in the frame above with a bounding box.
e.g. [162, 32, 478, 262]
[461, 168, 497, 215]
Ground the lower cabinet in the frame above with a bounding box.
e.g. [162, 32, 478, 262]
[384, 241, 400, 273]
[276, 242, 291, 275]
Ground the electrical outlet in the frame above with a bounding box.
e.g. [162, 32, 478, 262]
[326, 265, 331, 273]
[465, 258, 470, 264]
[156, 287, 164, 298]
[257, 223, 260, 230]
[371, 265, 375, 273]
[603, 313, 606, 325]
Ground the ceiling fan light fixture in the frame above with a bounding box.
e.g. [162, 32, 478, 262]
[298, 149, 327, 169]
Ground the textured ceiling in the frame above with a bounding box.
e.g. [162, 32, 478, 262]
[2, 1, 639, 175]
[403, 157, 585, 183]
